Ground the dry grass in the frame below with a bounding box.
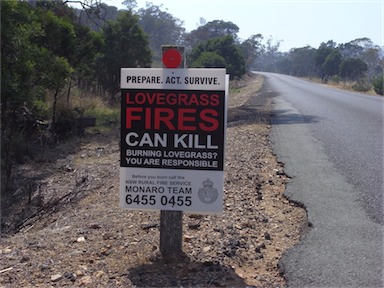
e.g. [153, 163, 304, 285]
[303, 77, 378, 96]
[54, 89, 120, 128]
[229, 73, 264, 108]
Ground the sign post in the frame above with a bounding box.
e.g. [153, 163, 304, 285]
[160, 45, 185, 260]
[120, 46, 227, 261]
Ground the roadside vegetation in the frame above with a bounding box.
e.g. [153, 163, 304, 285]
[1, 0, 383, 232]
[254, 39, 383, 96]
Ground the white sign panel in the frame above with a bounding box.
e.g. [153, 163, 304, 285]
[120, 168, 223, 213]
[120, 68, 227, 214]
[121, 68, 226, 90]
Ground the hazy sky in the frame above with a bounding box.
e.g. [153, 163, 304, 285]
[98, 0, 383, 52]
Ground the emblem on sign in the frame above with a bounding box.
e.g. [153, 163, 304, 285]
[198, 178, 218, 204]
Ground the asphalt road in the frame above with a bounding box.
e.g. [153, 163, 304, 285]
[258, 72, 383, 287]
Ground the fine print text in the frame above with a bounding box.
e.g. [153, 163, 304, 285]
[125, 174, 192, 209]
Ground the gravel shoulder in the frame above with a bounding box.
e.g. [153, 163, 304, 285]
[0, 73, 307, 287]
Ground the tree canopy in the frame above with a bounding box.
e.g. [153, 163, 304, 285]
[137, 3, 185, 64]
[339, 58, 368, 81]
[287, 46, 317, 77]
[185, 20, 240, 48]
[254, 37, 382, 89]
[98, 10, 151, 97]
[240, 34, 264, 71]
[188, 35, 246, 79]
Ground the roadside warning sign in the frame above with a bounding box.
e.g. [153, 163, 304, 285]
[120, 68, 227, 214]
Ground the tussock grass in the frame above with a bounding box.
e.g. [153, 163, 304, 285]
[55, 89, 120, 128]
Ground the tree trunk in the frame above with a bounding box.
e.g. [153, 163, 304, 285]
[66, 79, 72, 107]
[52, 86, 60, 125]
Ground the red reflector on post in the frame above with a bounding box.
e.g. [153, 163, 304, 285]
[162, 48, 182, 68]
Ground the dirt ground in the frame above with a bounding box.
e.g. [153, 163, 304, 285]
[0, 73, 308, 287]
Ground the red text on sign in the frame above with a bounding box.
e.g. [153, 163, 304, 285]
[126, 107, 219, 132]
[125, 92, 220, 106]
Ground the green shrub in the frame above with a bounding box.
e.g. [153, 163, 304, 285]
[191, 51, 226, 68]
[330, 75, 340, 84]
[352, 81, 370, 92]
[372, 74, 383, 95]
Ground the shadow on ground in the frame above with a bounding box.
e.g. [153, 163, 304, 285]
[228, 81, 320, 126]
[128, 257, 250, 287]
[271, 110, 321, 125]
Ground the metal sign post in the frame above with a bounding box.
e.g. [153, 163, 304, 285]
[160, 45, 184, 260]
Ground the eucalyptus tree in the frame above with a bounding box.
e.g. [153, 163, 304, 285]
[255, 37, 283, 73]
[98, 10, 151, 100]
[322, 49, 343, 80]
[190, 51, 227, 68]
[240, 34, 264, 71]
[185, 20, 240, 48]
[315, 40, 338, 80]
[1, 0, 104, 192]
[1, 0, 72, 191]
[137, 3, 185, 64]
[288, 46, 317, 77]
[339, 58, 368, 81]
[189, 35, 245, 79]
